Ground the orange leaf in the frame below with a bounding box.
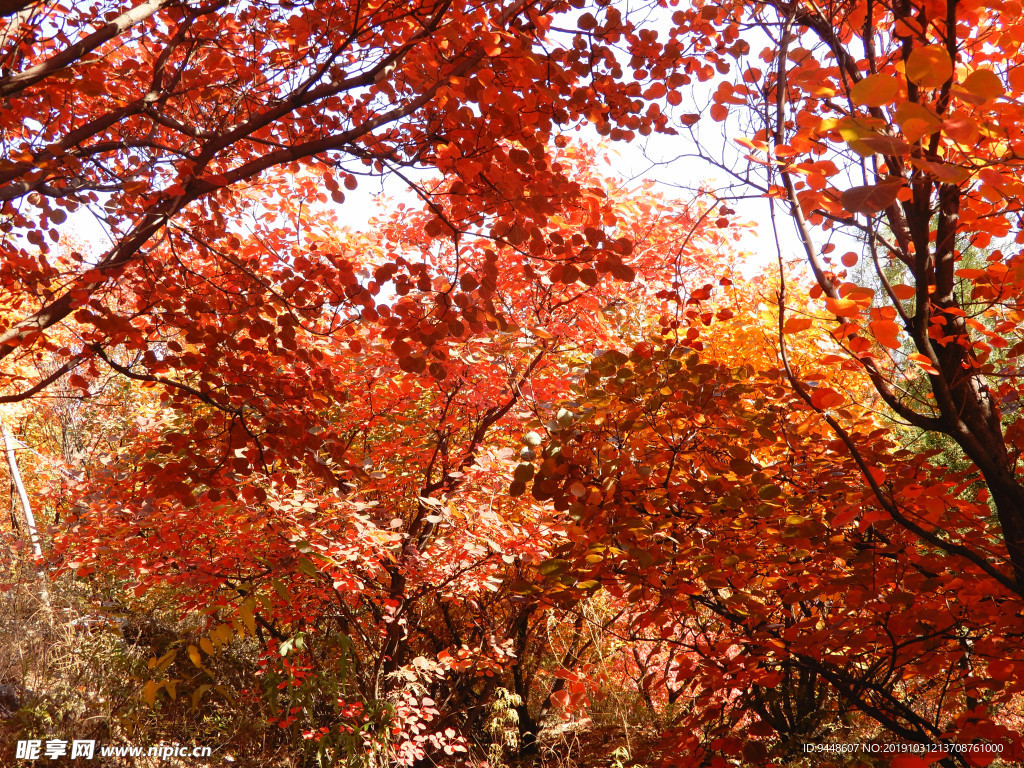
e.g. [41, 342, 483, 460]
[783, 317, 813, 333]
[891, 284, 916, 300]
[824, 297, 862, 317]
[959, 68, 1005, 103]
[810, 387, 844, 409]
[850, 133, 912, 157]
[869, 319, 902, 349]
[909, 353, 940, 375]
[894, 101, 942, 142]
[851, 74, 900, 107]
[735, 137, 767, 151]
[893, 16, 925, 37]
[909, 158, 970, 184]
[842, 179, 904, 215]
[943, 111, 980, 144]
[955, 268, 986, 279]
[906, 45, 953, 88]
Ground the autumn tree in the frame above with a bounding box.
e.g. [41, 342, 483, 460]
[0, 2, 722, 762]
[23, 150, 739, 763]
[11, 0, 1024, 762]
[0, 0, 675, 404]
[660, 0, 1024, 582]
[503, 0, 1024, 762]
[525, 283, 1023, 763]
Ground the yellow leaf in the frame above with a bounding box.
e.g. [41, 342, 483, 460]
[239, 598, 258, 638]
[142, 680, 159, 707]
[906, 45, 953, 88]
[850, 74, 899, 107]
[153, 649, 176, 673]
[271, 578, 291, 603]
[191, 684, 212, 711]
[199, 637, 215, 656]
[212, 623, 233, 647]
[849, 133, 911, 157]
[214, 685, 237, 704]
[835, 115, 871, 142]
[187, 645, 202, 668]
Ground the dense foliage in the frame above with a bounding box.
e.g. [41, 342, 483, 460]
[2, 0, 1024, 766]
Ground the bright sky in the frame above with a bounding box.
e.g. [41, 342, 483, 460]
[58, 8, 817, 285]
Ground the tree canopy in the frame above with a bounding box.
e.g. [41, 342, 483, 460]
[2, 0, 1024, 766]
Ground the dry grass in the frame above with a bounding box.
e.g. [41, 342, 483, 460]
[0, 550, 294, 767]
